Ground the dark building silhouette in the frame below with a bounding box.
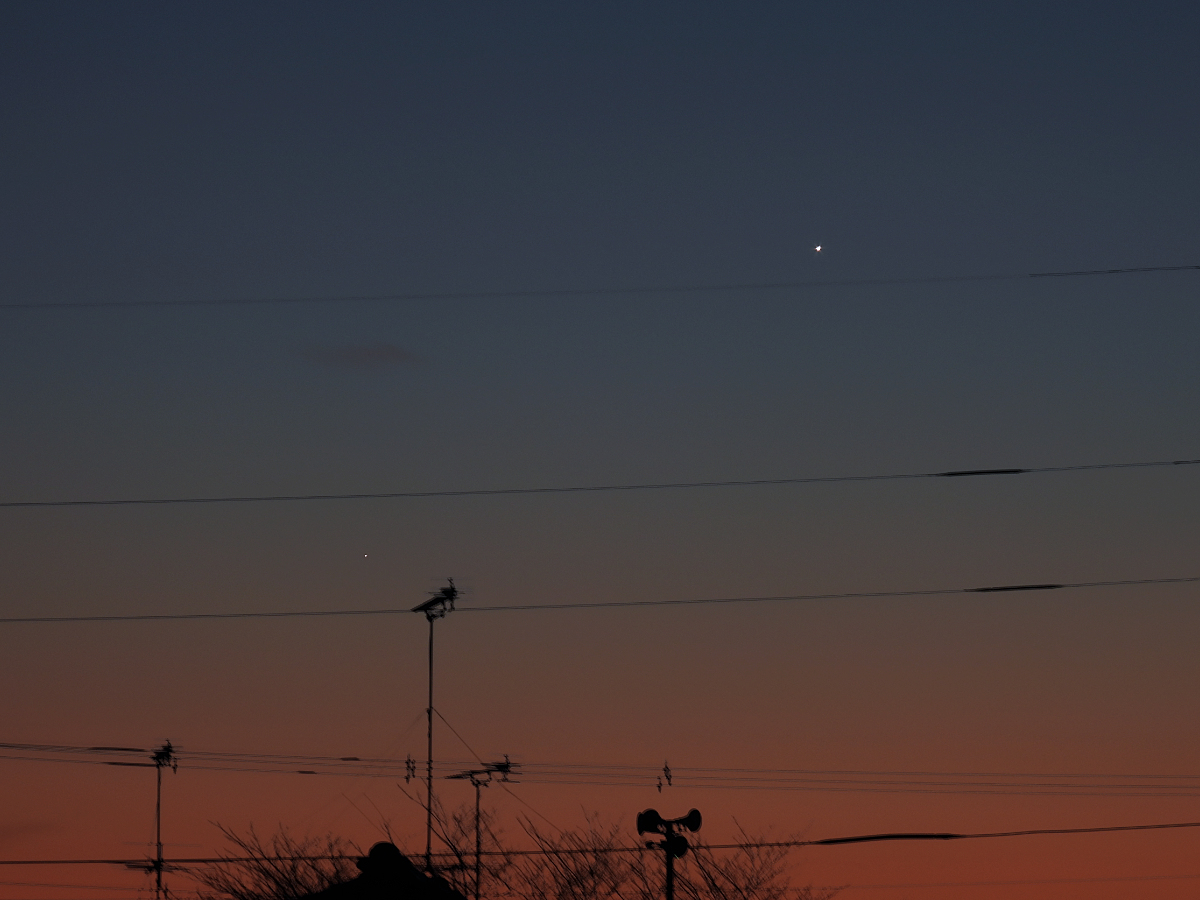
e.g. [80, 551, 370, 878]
[301, 843, 466, 900]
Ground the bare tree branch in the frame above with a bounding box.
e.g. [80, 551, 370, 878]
[193, 826, 358, 900]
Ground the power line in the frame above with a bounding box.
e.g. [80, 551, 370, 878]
[30, 872, 1200, 898]
[6, 744, 1200, 798]
[5, 820, 1200, 866]
[0, 575, 1194, 625]
[23, 739, 1200, 782]
[506, 778, 1200, 799]
[0, 881, 145, 891]
[837, 872, 1200, 890]
[3, 456, 1197, 509]
[10, 762, 1198, 797]
[451, 576, 1200, 612]
[2, 264, 1196, 311]
[36, 741, 1200, 780]
[501, 761, 1200, 780]
[781, 820, 1200, 847]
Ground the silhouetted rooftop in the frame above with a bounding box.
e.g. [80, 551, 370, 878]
[300, 843, 466, 900]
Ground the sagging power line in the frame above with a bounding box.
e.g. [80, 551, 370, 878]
[2, 456, 1197, 509]
[0, 574, 1195, 625]
[4, 819, 1200, 867]
[1, 263, 1196, 311]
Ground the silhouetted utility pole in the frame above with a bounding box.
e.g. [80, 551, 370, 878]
[447, 757, 518, 900]
[107, 743, 176, 898]
[412, 580, 457, 873]
[152, 743, 177, 900]
[636, 808, 701, 900]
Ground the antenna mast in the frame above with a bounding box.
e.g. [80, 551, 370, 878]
[412, 579, 457, 873]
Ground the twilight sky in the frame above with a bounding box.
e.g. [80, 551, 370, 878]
[2, 4, 1199, 900]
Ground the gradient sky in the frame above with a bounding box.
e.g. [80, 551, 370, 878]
[2, 4, 1199, 900]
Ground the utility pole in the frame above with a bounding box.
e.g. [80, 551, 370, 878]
[636, 808, 701, 900]
[447, 758, 517, 900]
[412, 580, 457, 874]
[151, 742, 177, 900]
[108, 743, 176, 896]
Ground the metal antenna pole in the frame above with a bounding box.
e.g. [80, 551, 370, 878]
[426, 613, 434, 873]
[412, 580, 457, 875]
